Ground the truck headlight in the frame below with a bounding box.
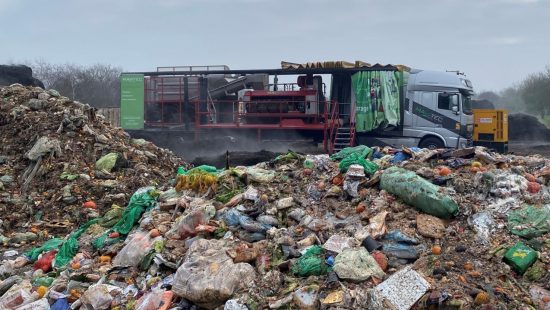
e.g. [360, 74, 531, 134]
[466, 124, 473, 133]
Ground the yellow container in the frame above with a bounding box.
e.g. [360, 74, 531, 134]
[473, 109, 508, 142]
[472, 109, 508, 152]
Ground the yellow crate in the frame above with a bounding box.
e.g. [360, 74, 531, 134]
[473, 109, 508, 143]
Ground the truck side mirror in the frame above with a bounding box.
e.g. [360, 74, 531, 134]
[451, 105, 459, 114]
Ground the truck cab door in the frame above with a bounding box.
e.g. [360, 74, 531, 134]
[412, 91, 437, 129]
[435, 92, 461, 145]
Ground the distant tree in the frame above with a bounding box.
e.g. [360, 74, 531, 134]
[477, 91, 501, 103]
[520, 67, 550, 118]
[29, 61, 122, 108]
[499, 86, 526, 113]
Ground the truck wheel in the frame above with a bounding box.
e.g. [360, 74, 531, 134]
[419, 137, 444, 150]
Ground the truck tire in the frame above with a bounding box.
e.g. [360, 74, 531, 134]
[419, 137, 444, 150]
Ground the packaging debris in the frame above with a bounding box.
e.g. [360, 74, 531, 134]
[374, 266, 430, 310]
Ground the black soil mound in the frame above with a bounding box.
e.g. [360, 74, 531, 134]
[509, 113, 550, 141]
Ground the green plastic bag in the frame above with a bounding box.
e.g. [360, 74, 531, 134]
[507, 205, 550, 239]
[330, 145, 372, 161]
[291, 246, 329, 277]
[380, 167, 459, 219]
[93, 187, 158, 249]
[99, 205, 124, 228]
[54, 218, 99, 268]
[503, 242, 538, 275]
[32, 276, 55, 287]
[178, 165, 219, 175]
[338, 153, 378, 174]
[95, 153, 118, 172]
[25, 238, 64, 262]
[274, 151, 303, 163]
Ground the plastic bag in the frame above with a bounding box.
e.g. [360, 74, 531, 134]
[55, 218, 100, 268]
[0, 280, 34, 309]
[167, 204, 216, 239]
[50, 298, 70, 310]
[135, 288, 164, 310]
[380, 167, 459, 219]
[507, 205, 550, 239]
[333, 248, 385, 282]
[503, 242, 537, 274]
[172, 239, 255, 309]
[13, 298, 49, 310]
[339, 153, 378, 174]
[291, 246, 329, 277]
[246, 168, 275, 183]
[469, 212, 495, 245]
[178, 164, 219, 175]
[80, 284, 122, 310]
[113, 231, 161, 267]
[95, 152, 118, 172]
[93, 187, 158, 249]
[33, 250, 56, 272]
[25, 238, 63, 262]
[98, 205, 124, 228]
[330, 145, 372, 161]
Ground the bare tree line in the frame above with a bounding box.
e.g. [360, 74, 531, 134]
[29, 61, 122, 108]
[477, 66, 550, 118]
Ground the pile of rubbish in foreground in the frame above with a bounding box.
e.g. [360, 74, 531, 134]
[0, 84, 184, 239]
[0, 88, 549, 310]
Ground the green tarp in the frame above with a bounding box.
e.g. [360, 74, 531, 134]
[352, 71, 402, 132]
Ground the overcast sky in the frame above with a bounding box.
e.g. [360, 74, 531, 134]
[1, 0, 549, 92]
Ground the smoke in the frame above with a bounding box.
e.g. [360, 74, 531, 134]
[132, 129, 323, 166]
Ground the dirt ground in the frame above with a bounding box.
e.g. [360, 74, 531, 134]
[509, 141, 550, 158]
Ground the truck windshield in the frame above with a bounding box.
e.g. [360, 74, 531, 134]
[462, 95, 472, 115]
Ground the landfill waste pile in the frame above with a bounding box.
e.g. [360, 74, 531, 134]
[1, 86, 550, 309]
[0, 84, 184, 238]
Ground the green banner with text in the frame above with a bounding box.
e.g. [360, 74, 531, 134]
[120, 74, 144, 129]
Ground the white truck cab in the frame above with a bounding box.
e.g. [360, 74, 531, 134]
[358, 69, 474, 149]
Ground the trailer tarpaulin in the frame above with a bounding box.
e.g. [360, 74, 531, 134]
[352, 71, 400, 132]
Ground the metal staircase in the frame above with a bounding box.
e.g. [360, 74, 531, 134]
[206, 92, 217, 124]
[325, 102, 356, 154]
[333, 126, 352, 152]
